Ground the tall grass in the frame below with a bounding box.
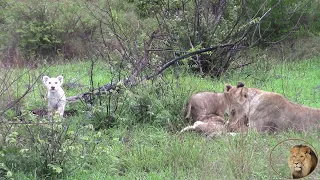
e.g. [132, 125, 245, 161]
[2, 54, 320, 179]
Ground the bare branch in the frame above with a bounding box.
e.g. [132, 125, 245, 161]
[146, 43, 236, 80]
[66, 43, 237, 102]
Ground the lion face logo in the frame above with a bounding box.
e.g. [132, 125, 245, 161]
[288, 145, 318, 179]
[291, 150, 307, 171]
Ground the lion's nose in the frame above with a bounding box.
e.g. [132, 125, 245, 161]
[51, 86, 55, 90]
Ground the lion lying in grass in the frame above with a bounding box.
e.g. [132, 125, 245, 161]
[180, 113, 248, 137]
[184, 91, 228, 123]
[180, 114, 226, 136]
[288, 145, 318, 179]
[181, 83, 249, 136]
[225, 83, 320, 132]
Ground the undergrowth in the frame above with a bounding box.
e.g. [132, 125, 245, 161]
[1, 53, 320, 179]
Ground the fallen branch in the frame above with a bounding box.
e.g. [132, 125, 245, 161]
[66, 43, 236, 102]
[145, 43, 236, 80]
[231, 62, 254, 69]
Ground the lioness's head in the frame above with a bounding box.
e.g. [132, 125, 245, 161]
[224, 82, 248, 125]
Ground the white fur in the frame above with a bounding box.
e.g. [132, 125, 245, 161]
[43, 75, 66, 117]
[180, 121, 206, 133]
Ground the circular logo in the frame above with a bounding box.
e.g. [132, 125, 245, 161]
[269, 138, 318, 179]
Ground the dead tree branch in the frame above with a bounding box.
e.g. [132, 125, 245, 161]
[66, 43, 237, 102]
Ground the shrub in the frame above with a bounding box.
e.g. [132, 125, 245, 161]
[0, 0, 99, 63]
[0, 111, 103, 178]
[112, 76, 194, 130]
[246, 0, 320, 42]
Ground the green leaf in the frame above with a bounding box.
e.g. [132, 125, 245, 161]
[43, 35, 51, 43]
[48, 164, 63, 174]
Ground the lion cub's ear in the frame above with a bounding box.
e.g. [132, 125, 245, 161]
[43, 76, 49, 84]
[225, 84, 232, 92]
[57, 75, 64, 84]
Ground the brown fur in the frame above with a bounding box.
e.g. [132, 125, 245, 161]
[225, 83, 320, 132]
[224, 83, 249, 131]
[185, 92, 228, 124]
[288, 145, 318, 179]
[227, 114, 249, 132]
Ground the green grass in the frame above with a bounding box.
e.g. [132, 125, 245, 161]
[2, 56, 320, 179]
[227, 57, 320, 107]
[61, 128, 319, 180]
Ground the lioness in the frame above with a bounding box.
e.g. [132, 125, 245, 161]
[288, 145, 318, 179]
[185, 91, 228, 124]
[225, 83, 320, 132]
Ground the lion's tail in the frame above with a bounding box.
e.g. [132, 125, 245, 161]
[180, 125, 194, 133]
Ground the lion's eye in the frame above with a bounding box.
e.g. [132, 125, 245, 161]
[300, 155, 303, 158]
[49, 82, 51, 84]
[55, 82, 58, 84]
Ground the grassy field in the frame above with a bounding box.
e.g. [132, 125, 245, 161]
[1, 56, 320, 179]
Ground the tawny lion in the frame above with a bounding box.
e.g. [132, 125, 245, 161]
[288, 144, 318, 179]
[185, 92, 228, 124]
[225, 83, 320, 132]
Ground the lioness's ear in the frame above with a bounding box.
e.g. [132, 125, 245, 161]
[43, 76, 49, 84]
[237, 82, 245, 88]
[225, 84, 232, 92]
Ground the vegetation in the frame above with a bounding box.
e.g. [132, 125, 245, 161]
[1, 46, 320, 179]
[1, 0, 320, 179]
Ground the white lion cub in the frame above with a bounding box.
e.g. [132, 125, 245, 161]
[43, 75, 66, 117]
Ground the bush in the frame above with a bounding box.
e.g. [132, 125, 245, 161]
[0, 110, 103, 178]
[110, 76, 194, 130]
[0, 0, 99, 62]
[246, 0, 320, 42]
[82, 73, 193, 131]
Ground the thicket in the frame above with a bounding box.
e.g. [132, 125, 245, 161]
[0, 0, 320, 71]
[0, 0, 98, 64]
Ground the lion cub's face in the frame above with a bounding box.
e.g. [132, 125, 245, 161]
[43, 75, 64, 92]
